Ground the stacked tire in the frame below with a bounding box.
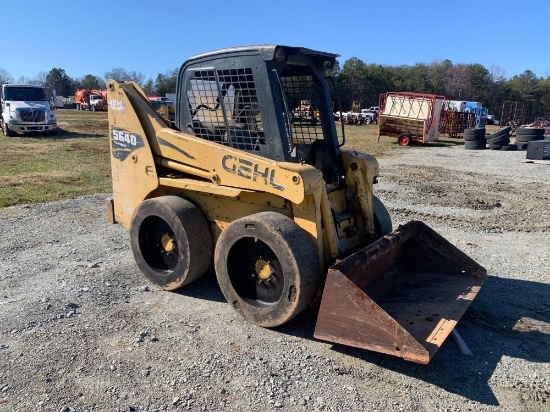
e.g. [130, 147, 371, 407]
[515, 127, 545, 150]
[463, 127, 486, 150]
[486, 126, 516, 151]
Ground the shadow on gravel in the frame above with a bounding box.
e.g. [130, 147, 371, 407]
[274, 275, 549, 406]
[170, 268, 226, 303]
[422, 139, 464, 148]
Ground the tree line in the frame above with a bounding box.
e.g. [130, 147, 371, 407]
[1, 57, 549, 121]
[331, 58, 550, 121]
[0, 67, 178, 100]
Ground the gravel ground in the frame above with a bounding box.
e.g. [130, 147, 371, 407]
[0, 144, 548, 411]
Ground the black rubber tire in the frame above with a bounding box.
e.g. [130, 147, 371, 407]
[498, 125, 512, 133]
[487, 131, 510, 141]
[489, 143, 505, 150]
[489, 126, 512, 138]
[516, 127, 544, 136]
[373, 195, 393, 237]
[214, 212, 319, 328]
[500, 144, 517, 151]
[397, 133, 411, 146]
[3, 122, 14, 137]
[464, 140, 486, 150]
[463, 134, 485, 142]
[487, 134, 510, 145]
[515, 134, 544, 142]
[464, 127, 485, 134]
[130, 196, 212, 291]
[463, 127, 486, 140]
[92, 105, 96, 112]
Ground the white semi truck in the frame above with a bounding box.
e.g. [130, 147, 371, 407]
[1, 84, 58, 136]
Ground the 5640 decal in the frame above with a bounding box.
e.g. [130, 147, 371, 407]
[111, 128, 144, 161]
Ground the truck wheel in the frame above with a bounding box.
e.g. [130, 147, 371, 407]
[130, 196, 212, 291]
[92, 105, 96, 112]
[398, 133, 411, 146]
[215, 212, 320, 328]
[3, 122, 14, 137]
[373, 195, 392, 237]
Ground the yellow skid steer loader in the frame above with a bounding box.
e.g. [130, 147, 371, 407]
[106, 45, 486, 364]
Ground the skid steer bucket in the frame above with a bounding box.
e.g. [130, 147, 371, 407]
[314, 220, 486, 364]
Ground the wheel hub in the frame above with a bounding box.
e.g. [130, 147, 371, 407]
[161, 233, 174, 252]
[255, 259, 271, 280]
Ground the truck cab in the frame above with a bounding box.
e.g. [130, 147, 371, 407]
[1, 84, 58, 136]
[89, 94, 105, 111]
[360, 108, 377, 124]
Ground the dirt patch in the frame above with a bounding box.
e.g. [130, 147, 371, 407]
[1, 143, 56, 155]
[63, 123, 108, 136]
[67, 141, 110, 154]
[378, 149, 549, 233]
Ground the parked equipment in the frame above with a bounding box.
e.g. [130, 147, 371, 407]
[148, 96, 175, 124]
[378, 92, 445, 146]
[500, 100, 527, 130]
[442, 100, 486, 136]
[292, 99, 320, 124]
[1, 84, 58, 136]
[463, 102, 488, 127]
[75, 89, 107, 111]
[106, 45, 486, 364]
[441, 110, 477, 138]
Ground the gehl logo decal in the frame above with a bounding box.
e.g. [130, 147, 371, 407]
[221, 155, 284, 191]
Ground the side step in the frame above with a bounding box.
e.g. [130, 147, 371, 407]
[314, 220, 487, 364]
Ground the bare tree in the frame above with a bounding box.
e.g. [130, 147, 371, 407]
[105, 67, 128, 82]
[32, 71, 47, 86]
[15, 75, 32, 84]
[443, 64, 469, 100]
[105, 67, 145, 86]
[489, 65, 507, 82]
[0, 68, 13, 85]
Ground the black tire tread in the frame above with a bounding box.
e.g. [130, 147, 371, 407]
[130, 196, 212, 291]
[516, 127, 544, 136]
[215, 212, 319, 328]
[487, 134, 510, 145]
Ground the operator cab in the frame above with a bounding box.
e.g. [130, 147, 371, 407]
[176, 45, 343, 181]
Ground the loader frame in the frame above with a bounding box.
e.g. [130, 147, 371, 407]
[106, 45, 486, 364]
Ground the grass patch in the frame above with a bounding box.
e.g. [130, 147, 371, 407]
[338, 123, 467, 157]
[0, 110, 111, 207]
[0, 108, 488, 208]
